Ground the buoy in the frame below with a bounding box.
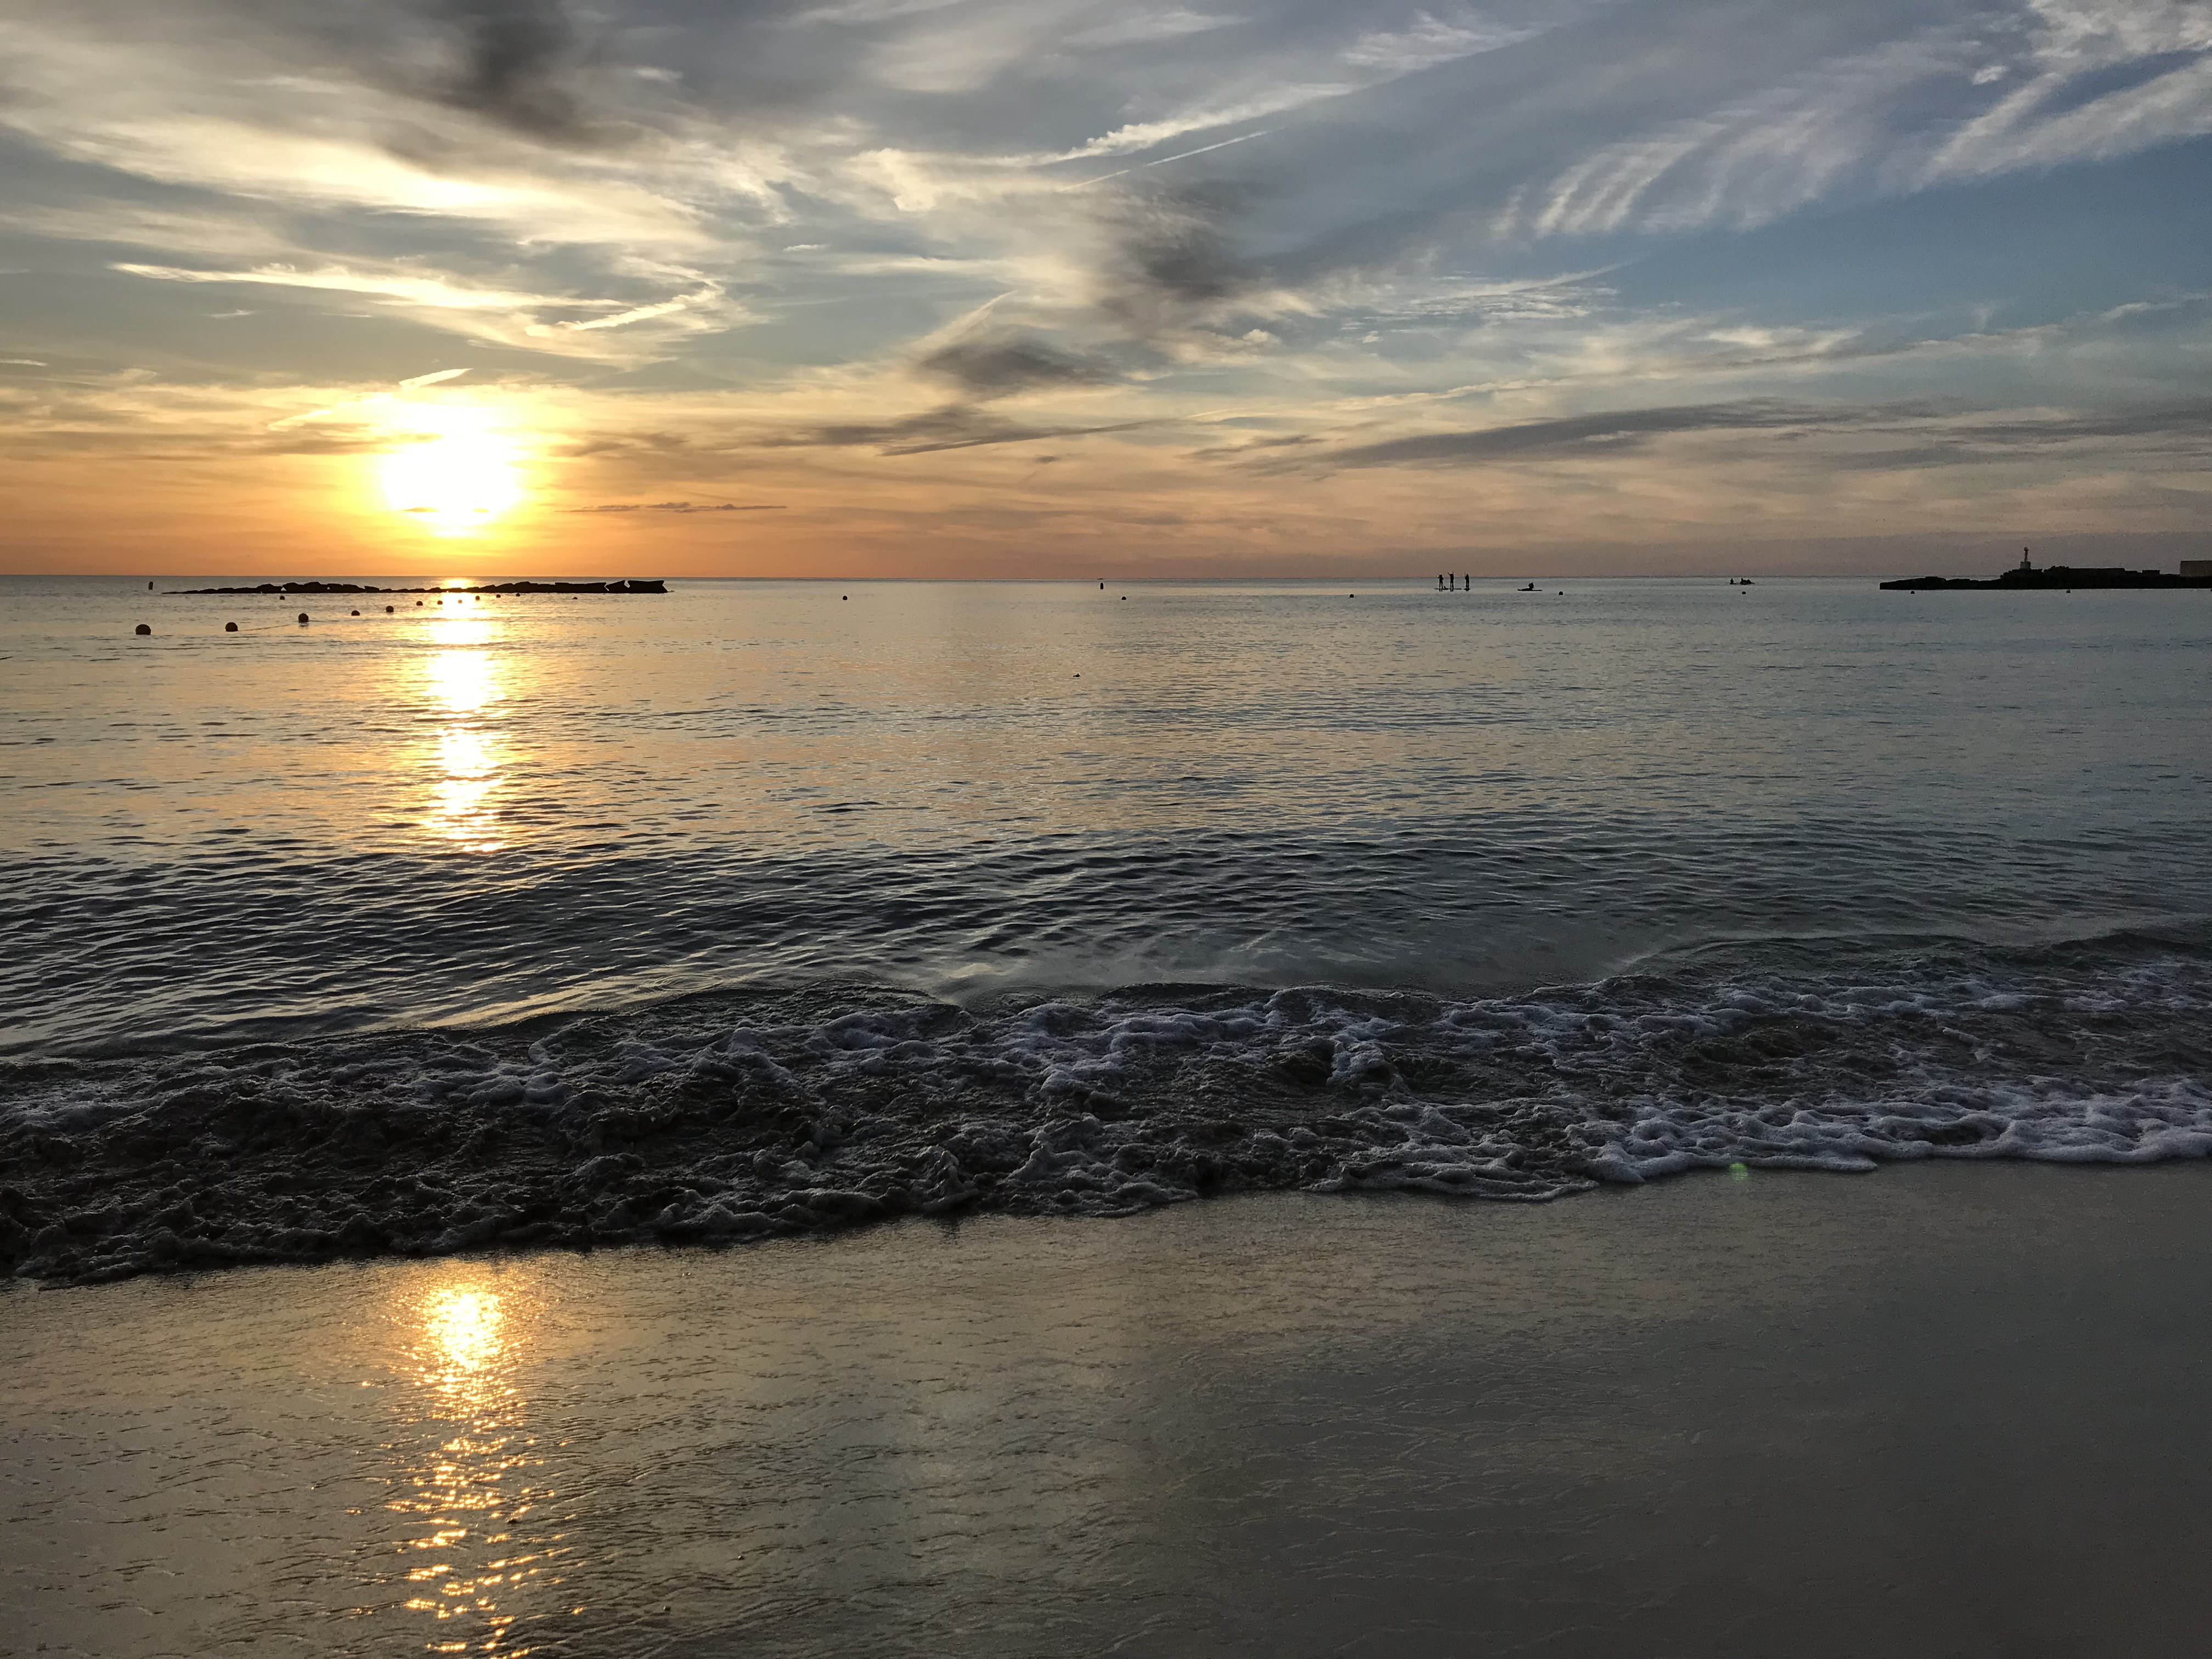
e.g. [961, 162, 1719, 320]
[842, 595, 848, 600]
[297, 612, 309, 624]
[350, 609, 360, 616]
[385, 606, 394, 614]
[134, 623, 151, 636]
[225, 622, 238, 632]
[416, 601, 424, 607]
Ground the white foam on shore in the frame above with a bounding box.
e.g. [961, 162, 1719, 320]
[3, 936, 2207, 1281]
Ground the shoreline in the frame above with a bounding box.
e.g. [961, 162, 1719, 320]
[8, 1161, 2212, 1657]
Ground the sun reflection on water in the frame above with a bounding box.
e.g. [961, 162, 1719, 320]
[387, 1279, 561, 1655]
[427, 1289, 506, 1374]
[422, 615, 507, 852]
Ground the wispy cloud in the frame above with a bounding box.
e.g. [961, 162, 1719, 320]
[1314, 396, 2212, 472]
[112, 262, 568, 312]
[764, 406, 1155, 455]
[526, 287, 729, 335]
[563, 500, 788, 511]
[107, 261, 747, 357]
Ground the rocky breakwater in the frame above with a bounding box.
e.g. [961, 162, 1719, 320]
[170, 579, 669, 595]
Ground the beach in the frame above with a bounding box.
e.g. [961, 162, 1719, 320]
[8, 1160, 2210, 1657]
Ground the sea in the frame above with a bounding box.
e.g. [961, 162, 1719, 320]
[3, 573, 2208, 1283]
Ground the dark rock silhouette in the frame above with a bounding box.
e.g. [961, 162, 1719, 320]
[1884, 551, 2210, 591]
[168, 578, 670, 596]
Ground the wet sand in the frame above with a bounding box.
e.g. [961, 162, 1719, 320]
[5, 1162, 2210, 1658]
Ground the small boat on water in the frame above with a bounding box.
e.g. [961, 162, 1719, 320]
[1519, 582, 1538, 591]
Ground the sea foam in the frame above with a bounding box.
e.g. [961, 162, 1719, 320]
[4, 933, 2207, 1282]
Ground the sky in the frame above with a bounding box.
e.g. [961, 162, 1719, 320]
[1, 0, 2208, 577]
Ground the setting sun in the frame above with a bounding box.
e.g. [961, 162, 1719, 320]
[379, 412, 526, 535]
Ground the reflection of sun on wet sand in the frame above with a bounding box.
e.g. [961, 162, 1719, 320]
[424, 1286, 504, 1377]
[9, 1168, 2212, 1658]
[390, 1283, 559, 1654]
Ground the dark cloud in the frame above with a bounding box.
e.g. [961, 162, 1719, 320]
[915, 331, 1114, 400]
[1094, 183, 1262, 337]
[563, 500, 786, 512]
[1933, 403, 2212, 446]
[1819, 403, 2212, 470]
[768, 405, 1153, 456]
[1324, 400, 1861, 467]
[424, 0, 611, 145]
[1317, 398, 2212, 471]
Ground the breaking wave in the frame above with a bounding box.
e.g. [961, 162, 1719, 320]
[4, 928, 2207, 1283]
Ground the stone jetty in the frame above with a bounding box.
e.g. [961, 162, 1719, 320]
[168, 579, 668, 595]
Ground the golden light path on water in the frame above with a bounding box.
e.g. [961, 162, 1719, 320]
[388, 1277, 564, 1655]
[422, 611, 508, 853]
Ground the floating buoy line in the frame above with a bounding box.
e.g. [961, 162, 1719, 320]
[132, 582, 667, 637]
[132, 594, 518, 637]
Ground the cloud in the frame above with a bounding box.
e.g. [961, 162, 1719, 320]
[108, 259, 744, 357]
[427, 0, 606, 144]
[1920, 49, 2212, 185]
[527, 287, 723, 334]
[1339, 13, 1541, 75]
[1321, 399, 1867, 467]
[563, 500, 788, 511]
[0, 4, 715, 245]
[1501, 5, 2212, 242]
[768, 405, 1154, 455]
[113, 262, 557, 312]
[1317, 397, 2212, 471]
[914, 329, 1115, 398]
[1057, 86, 1351, 162]
[1092, 182, 1263, 337]
[1066, 10, 1240, 49]
[1816, 401, 2212, 469]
